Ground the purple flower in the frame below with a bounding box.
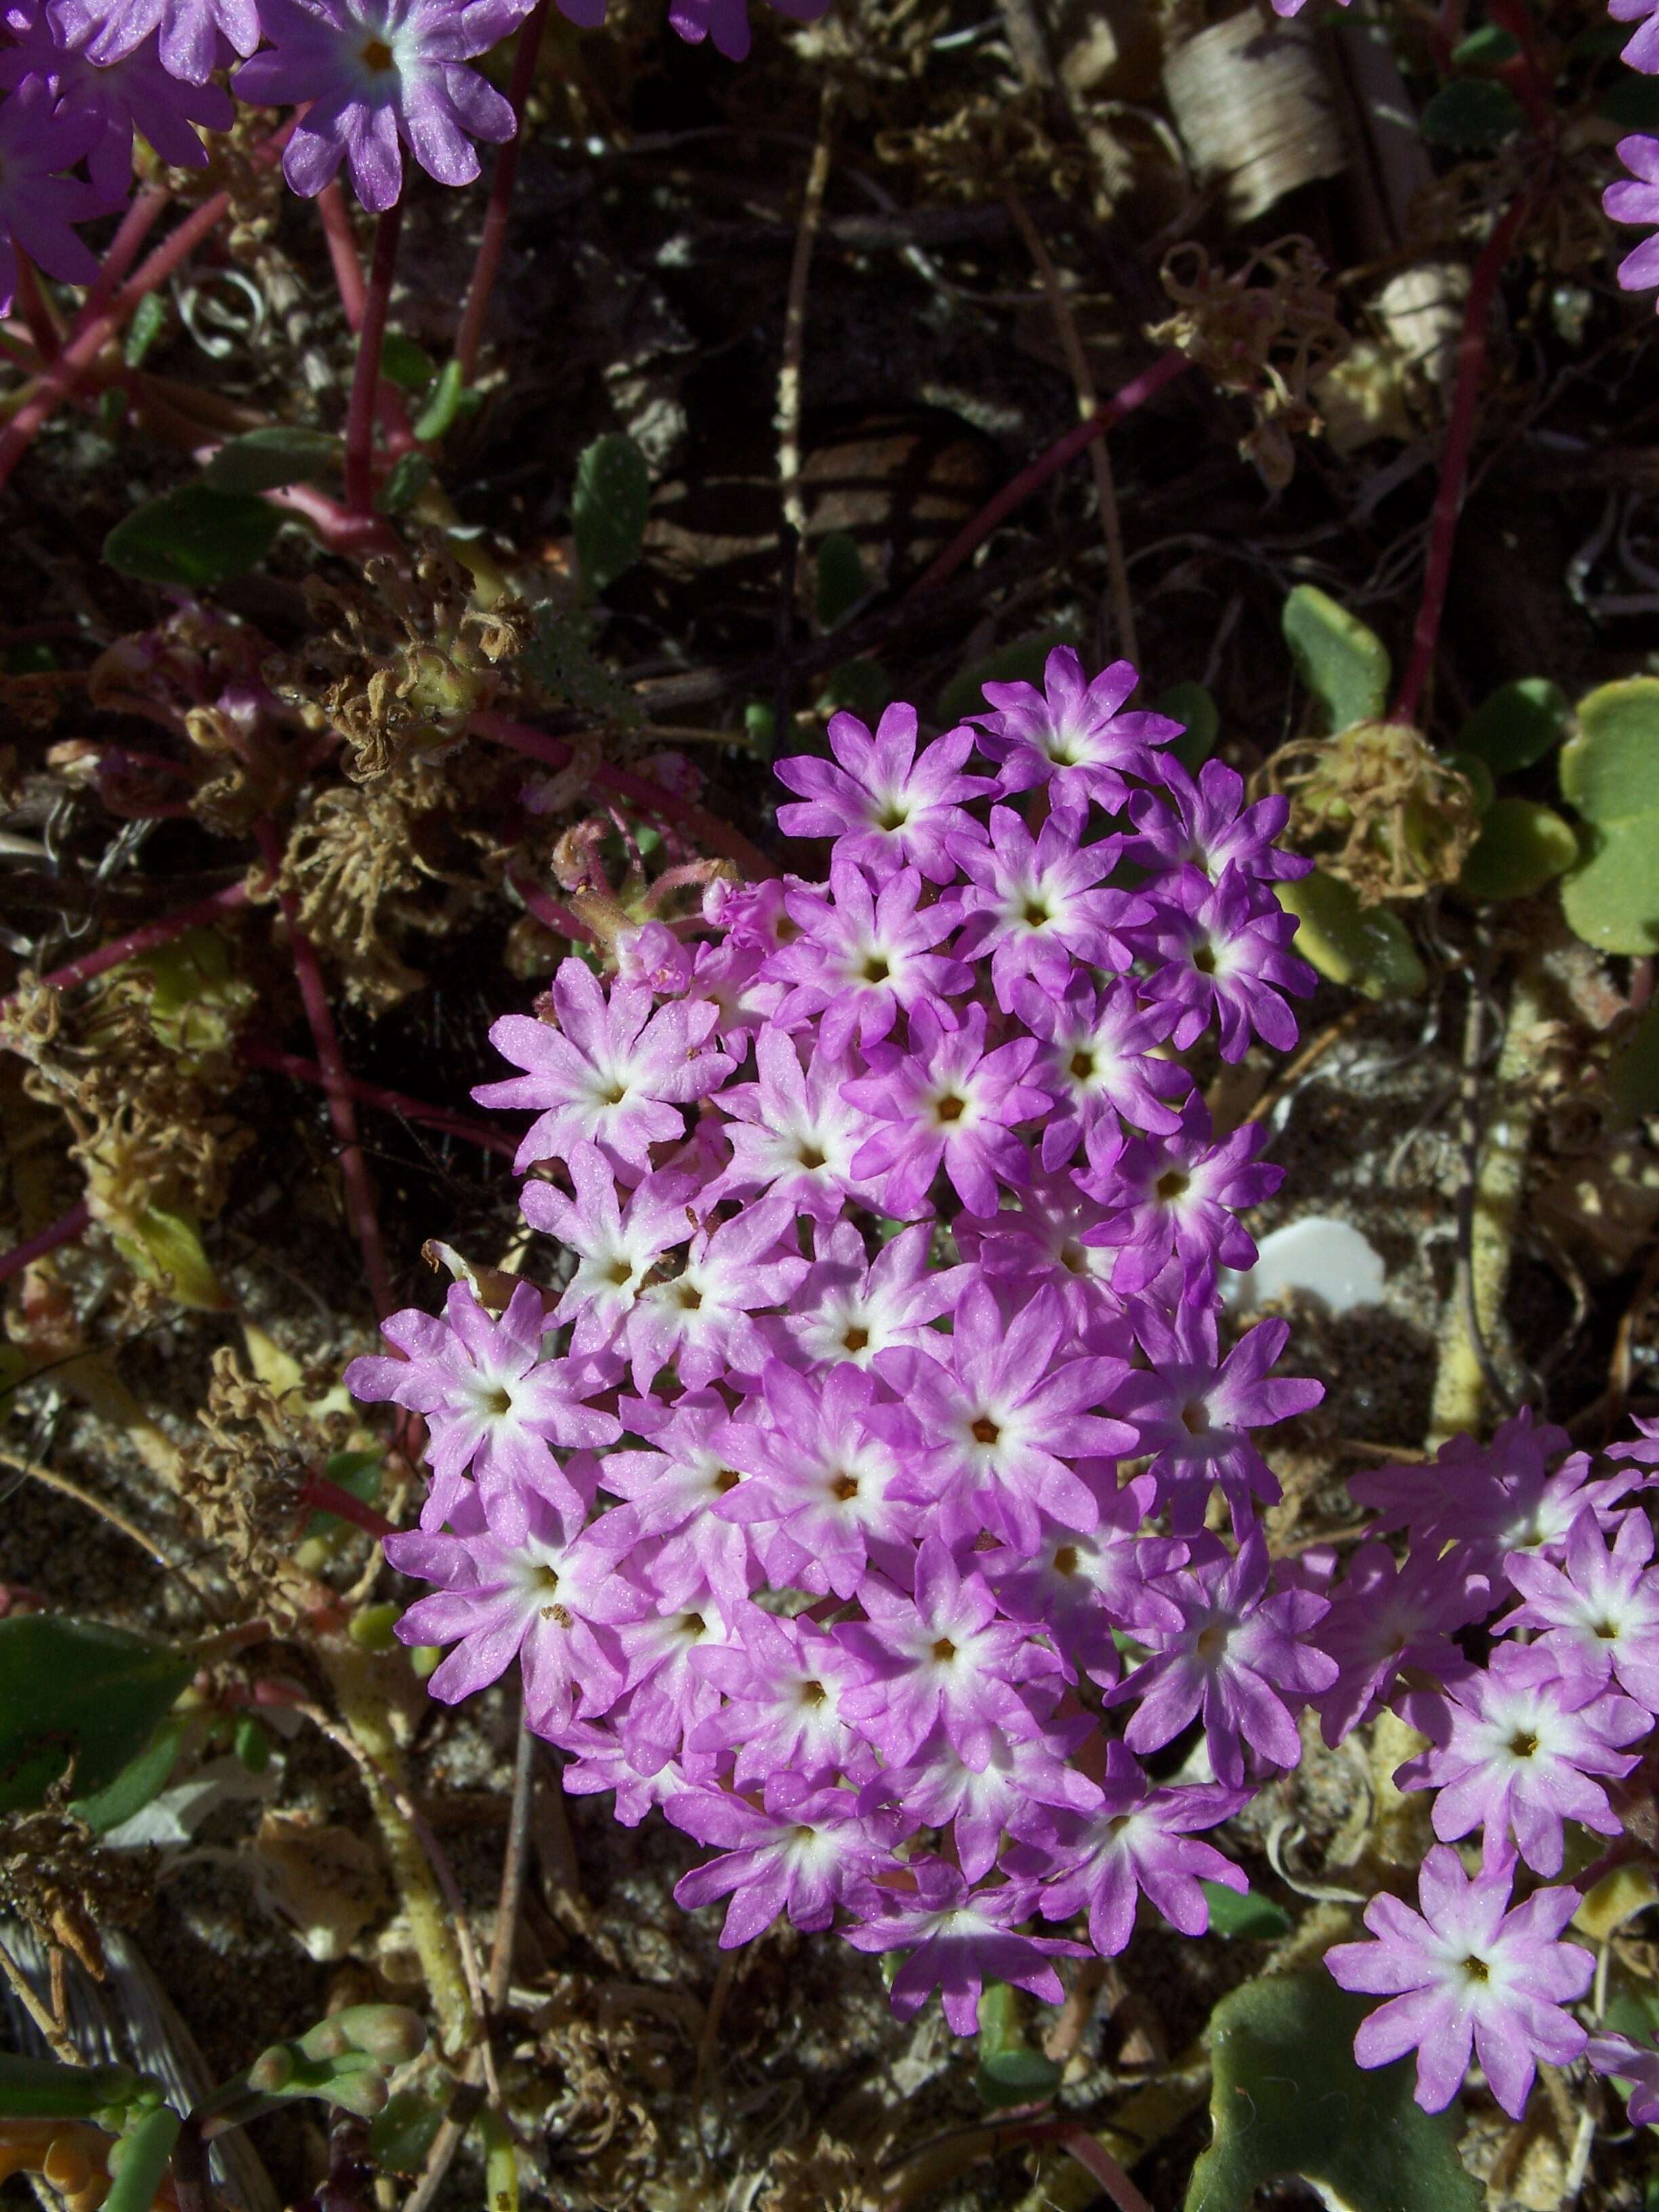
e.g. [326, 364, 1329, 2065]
[973, 648, 1179, 815]
[768, 1218, 968, 1372]
[0, 3, 232, 202]
[954, 1170, 1126, 1333]
[1586, 2030, 1659, 2126]
[1082, 1107, 1281, 1294]
[386, 1483, 647, 1729]
[665, 0, 831, 61]
[1124, 758, 1308, 890]
[345, 1280, 619, 1537]
[835, 1536, 1061, 1768]
[982, 1473, 1184, 1687]
[1610, 0, 1659, 75]
[1605, 134, 1659, 302]
[1113, 1529, 1338, 1787]
[766, 859, 969, 1058]
[520, 1144, 696, 1359]
[845, 1001, 1046, 1218]
[0, 78, 102, 314]
[234, 0, 531, 212]
[1324, 1845, 1591, 2120]
[64, 0, 261, 81]
[949, 806, 1153, 1011]
[774, 704, 996, 884]
[597, 1389, 758, 1616]
[1397, 1641, 1647, 1875]
[1311, 1541, 1488, 1747]
[1143, 864, 1315, 1061]
[687, 1606, 869, 1788]
[619, 1195, 808, 1393]
[1017, 974, 1189, 1172]
[475, 956, 734, 1175]
[860, 1716, 1101, 1881]
[702, 1029, 882, 1220]
[1109, 1305, 1322, 1536]
[899, 1278, 1136, 1554]
[669, 1773, 904, 1946]
[1498, 1506, 1659, 1711]
[841, 1861, 1088, 2035]
[1014, 1740, 1248, 1954]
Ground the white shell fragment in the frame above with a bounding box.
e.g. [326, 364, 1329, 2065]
[1225, 1215, 1387, 1317]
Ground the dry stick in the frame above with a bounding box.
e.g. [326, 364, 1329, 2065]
[344, 201, 404, 516]
[487, 1714, 537, 2014]
[1391, 190, 1534, 729]
[777, 77, 840, 558]
[455, 0, 552, 385]
[0, 1931, 80, 2064]
[0, 1199, 89, 1285]
[469, 709, 780, 881]
[0, 123, 294, 492]
[907, 349, 1189, 599]
[0, 1440, 195, 1584]
[237, 1040, 519, 1160]
[1004, 194, 1136, 668]
[253, 821, 394, 1322]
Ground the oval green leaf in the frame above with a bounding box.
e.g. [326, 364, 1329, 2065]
[1611, 1001, 1659, 1125]
[1200, 1881, 1291, 1939]
[815, 530, 870, 631]
[104, 485, 283, 590]
[1561, 677, 1659, 824]
[573, 433, 651, 594]
[0, 1618, 193, 1814]
[1160, 680, 1221, 773]
[1185, 1970, 1481, 2212]
[1560, 815, 1659, 954]
[1458, 797, 1578, 900]
[1421, 77, 1523, 146]
[202, 428, 340, 493]
[1275, 869, 1427, 998]
[1454, 676, 1572, 775]
[1282, 585, 1390, 733]
[71, 1715, 186, 1836]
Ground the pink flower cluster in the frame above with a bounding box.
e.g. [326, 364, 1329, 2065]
[0, 0, 828, 300]
[351, 649, 1333, 2036]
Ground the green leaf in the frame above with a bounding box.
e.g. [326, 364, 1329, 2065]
[1601, 75, 1659, 129]
[369, 2089, 447, 2174]
[203, 428, 340, 494]
[1275, 869, 1427, 998]
[380, 333, 437, 390]
[104, 2104, 182, 2212]
[936, 628, 1077, 728]
[1455, 677, 1572, 776]
[1610, 1001, 1659, 1125]
[0, 2056, 142, 2124]
[1450, 22, 1519, 64]
[1282, 586, 1390, 733]
[1441, 751, 1496, 813]
[1560, 816, 1659, 954]
[1421, 77, 1525, 147]
[0, 1618, 193, 1815]
[1185, 1970, 1482, 2212]
[815, 531, 869, 631]
[1560, 677, 1659, 824]
[413, 359, 468, 445]
[976, 2047, 1063, 2112]
[1458, 797, 1578, 901]
[1200, 1881, 1291, 1939]
[819, 659, 895, 723]
[1160, 681, 1221, 774]
[71, 1715, 186, 1836]
[108, 1205, 230, 1311]
[573, 433, 651, 593]
[123, 293, 167, 370]
[375, 451, 433, 515]
[104, 485, 283, 589]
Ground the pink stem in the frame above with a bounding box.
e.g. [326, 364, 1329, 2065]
[81, 186, 170, 322]
[470, 709, 780, 881]
[253, 819, 394, 1322]
[262, 479, 401, 557]
[1057, 2133, 1155, 2212]
[0, 122, 294, 494]
[908, 349, 1189, 598]
[238, 1040, 519, 1160]
[0, 1200, 90, 1285]
[12, 253, 61, 364]
[455, 0, 550, 386]
[297, 1472, 401, 1540]
[344, 201, 403, 516]
[28, 880, 251, 996]
[506, 867, 598, 948]
[316, 184, 417, 456]
[1485, 0, 1555, 135]
[1392, 192, 1533, 730]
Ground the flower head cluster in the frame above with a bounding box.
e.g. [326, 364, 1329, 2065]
[354, 651, 1334, 2028]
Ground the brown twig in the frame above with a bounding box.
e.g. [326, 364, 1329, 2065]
[0, 1930, 81, 2063]
[777, 78, 839, 564]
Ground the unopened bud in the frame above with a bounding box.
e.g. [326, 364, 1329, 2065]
[247, 2045, 295, 2095]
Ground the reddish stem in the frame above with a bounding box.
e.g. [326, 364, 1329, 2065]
[470, 708, 780, 881]
[253, 819, 395, 1322]
[344, 200, 403, 516]
[1392, 192, 1533, 730]
[908, 349, 1189, 598]
[262, 479, 401, 558]
[455, 0, 550, 385]
[12, 253, 61, 364]
[26, 880, 251, 996]
[0, 122, 294, 493]
[238, 1040, 519, 1160]
[81, 186, 171, 322]
[0, 1200, 90, 1285]
[1485, 0, 1555, 135]
[297, 1472, 401, 1540]
[315, 184, 417, 456]
[506, 867, 599, 948]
